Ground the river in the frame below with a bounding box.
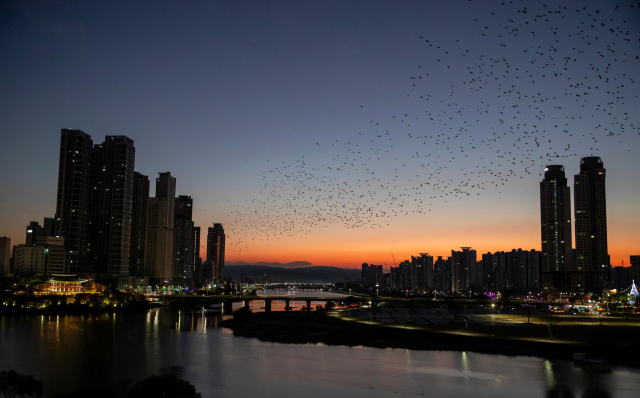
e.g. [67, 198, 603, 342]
[1, 307, 639, 397]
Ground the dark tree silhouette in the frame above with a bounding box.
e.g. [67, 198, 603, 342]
[233, 306, 253, 323]
[0, 370, 43, 398]
[124, 374, 201, 398]
[344, 296, 359, 308]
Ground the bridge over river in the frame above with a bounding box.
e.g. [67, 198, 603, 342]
[150, 294, 530, 314]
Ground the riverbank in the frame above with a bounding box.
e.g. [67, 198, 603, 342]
[221, 310, 640, 367]
[0, 293, 151, 315]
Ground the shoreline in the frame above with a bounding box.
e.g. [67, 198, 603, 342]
[221, 311, 640, 367]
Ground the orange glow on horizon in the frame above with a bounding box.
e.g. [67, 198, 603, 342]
[197, 213, 636, 269]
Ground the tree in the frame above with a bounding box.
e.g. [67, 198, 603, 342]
[232, 306, 253, 323]
[0, 370, 43, 398]
[344, 296, 359, 308]
[325, 301, 336, 311]
[124, 374, 201, 398]
[315, 304, 326, 317]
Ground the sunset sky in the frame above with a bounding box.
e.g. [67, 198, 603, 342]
[1, 1, 639, 269]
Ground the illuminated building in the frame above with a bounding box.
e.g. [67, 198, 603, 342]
[130, 172, 149, 276]
[451, 247, 476, 293]
[540, 165, 573, 289]
[206, 224, 225, 283]
[12, 237, 65, 276]
[25, 221, 45, 246]
[0, 237, 10, 275]
[55, 129, 94, 274]
[361, 263, 383, 288]
[574, 157, 609, 290]
[145, 173, 176, 282]
[91, 136, 136, 280]
[42, 274, 88, 294]
[174, 195, 195, 286]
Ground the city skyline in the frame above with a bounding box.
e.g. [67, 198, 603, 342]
[3, 3, 640, 397]
[3, 145, 636, 270]
[1, 0, 639, 269]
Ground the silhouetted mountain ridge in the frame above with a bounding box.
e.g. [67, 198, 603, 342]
[226, 261, 312, 269]
[224, 265, 360, 283]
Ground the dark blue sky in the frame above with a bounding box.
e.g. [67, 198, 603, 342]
[1, 1, 639, 267]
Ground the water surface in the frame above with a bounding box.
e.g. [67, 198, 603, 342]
[1, 309, 638, 397]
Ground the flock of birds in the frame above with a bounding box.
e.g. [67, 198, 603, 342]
[223, 0, 640, 256]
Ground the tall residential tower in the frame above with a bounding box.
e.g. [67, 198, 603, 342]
[574, 157, 609, 290]
[130, 172, 149, 276]
[55, 129, 94, 274]
[540, 165, 573, 289]
[206, 224, 225, 283]
[144, 173, 176, 282]
[174, 195, 195, 286]
[91, 136, 136, 278]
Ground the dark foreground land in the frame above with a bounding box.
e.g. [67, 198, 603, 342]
[221, 311, 640, 367]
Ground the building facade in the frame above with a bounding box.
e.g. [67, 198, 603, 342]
[0, 237, 11, 275]
[540, 165, 573, 289]
[206, 224, 225, 283]
[574, 157, 609, 290]
[144, 173, 176, 282]
[91, 136, 136, 279]
[174, 195, 195, 286]
[26, 221, 46, 246]
[361, 263, 383, 289]
[12, 237, 65, 276]
[130, 172, 149, 276]
[55, 129, 94, 274]
[451, 247, 476, 293]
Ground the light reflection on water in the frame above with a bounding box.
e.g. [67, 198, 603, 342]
[0, 308, 638, 398]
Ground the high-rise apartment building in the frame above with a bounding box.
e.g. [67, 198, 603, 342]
[419, 253, 433, 290]
[206, 224, 225, 283]
[409, 254, 433, 291]
[540, 165, 573, 289]
[55, 129, 94, 274]
[26, 221, 45, 246]
[92, 136, 135, 278]
[451, 247, 476, 293]
[433, 256, 447, 291]
[481, 249, 541, 292]
[144, 173, 176, 282]
[390, 266, 399, 289]
[526, 249, 542, 291]
[43, 217, 55, 237]
[12, 237, 65, 276]
[130, 172, 149, 276]
[574, 157, 609, 290]
[12, 245, 46, 275]
[480, 253, 497, 291]
[174, 195, 195, 285]
[397, 260, 412, 290]
[37, 236, 67, 275]
[0, 237, 10, 275]
[361, 263, 383, 288]
[193, 226, 201, 286]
